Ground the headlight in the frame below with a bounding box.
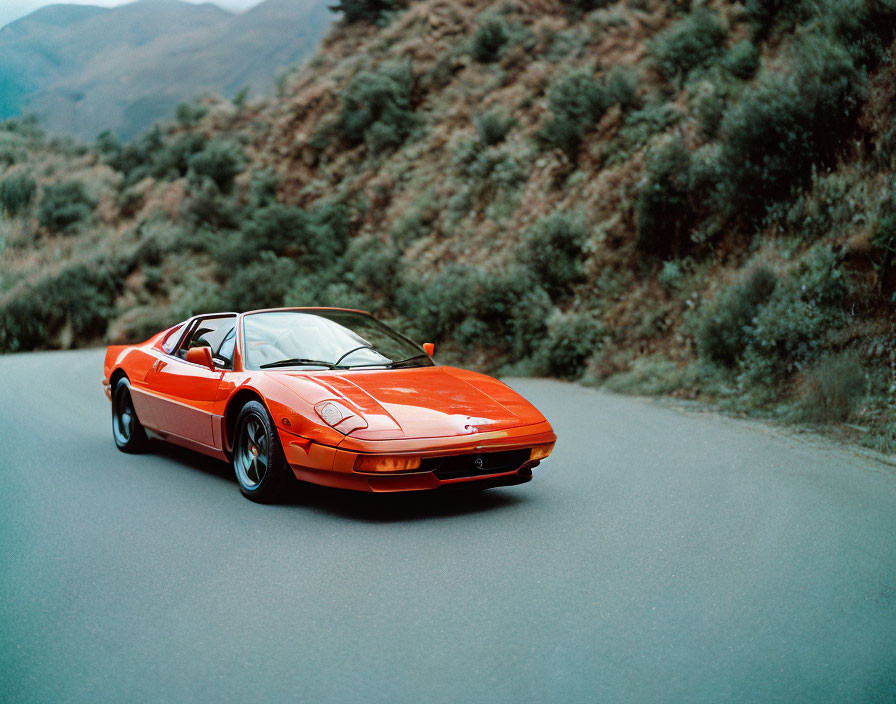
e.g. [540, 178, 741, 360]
[353, 454, 422, 473]
[529, 443, 554, 461]
[314, 400, 368, 434]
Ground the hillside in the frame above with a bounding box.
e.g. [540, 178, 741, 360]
[0, 0, 332, 140]
[1, 0, 894, 452]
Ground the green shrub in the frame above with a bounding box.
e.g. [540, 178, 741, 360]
[538, 68, 608, 159]
[516, 211, 588, 298]
[648, 8, 727, 83]
[697, 266, 778, 368]
[225, 253, 300, 311]
[0, 261, 121, 352]
[636, 139, 693, 258]
[474, 109, 515, 146]
[534, 311, 603, 379]
[819, 0, 896, 66]
[330, 0, 400, 23]
[183, 177, 241, 230]
[715, 37, 864, 222]
[187, 138, 244, 192]
[343, 235, 400, 296]
[37, 180, 96, 232]
[339, 61, 418, 153]
[396, 265, 551, 357]
[150, 132, 208, 180]
[872, 212, 896, 298]
[603, 66, 639, 110]
[699, 249, 847, 384]
[798, 353, 866, 422]
[451, 139, 525, 221]
[723, 40, 760, 79]
[471, 18, 510, 63]
[605, 101, 680, 165]
[539, 66, 640, 160]
[248, 168, 279, 207]
[175, 100, 208, 127]
[0, 172, 36, 216]
[744, 0, 790, 38]
[390, 196, 438, 247]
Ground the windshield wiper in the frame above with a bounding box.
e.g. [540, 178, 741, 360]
[259, 358, 337, 369]
[388, 354, 431, 368]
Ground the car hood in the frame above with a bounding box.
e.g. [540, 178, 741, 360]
[272, 366, 545, 440]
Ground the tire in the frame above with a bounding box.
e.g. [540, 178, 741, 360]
[112, 377, 148, 453]
[232, 400, 291, 503]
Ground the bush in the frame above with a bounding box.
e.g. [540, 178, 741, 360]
[226, 200, 350, 270]
[744, 0, 790, 38]
[396, 265, 551, 357]
[603, 67, 639, 111]
[534, 311, 603, 379]
[516, 211, 588, 298]
[339, 61, 418, 153]
[539, 66, 640, 160]
[723, 40, 760, 79]
[798, 353, 866, 422]
[819, 0, 896, 66]
[343, 234, 400, 296]
[697, 266, 778, 368]
[474, 109, 515, 146]
[605, 101, 680, 165]
[0, 261, 121, 352]
[714, 37, 864, 222]
[648, 8, 727, 83]
[0, 172, 36, 216]
[175, 101, 208, 127]
[538, 68, 608, 160]
[636, 139, 693, 258]
[872, 212, 896, 298]
[699, 249, 847, 386]
[37, 180, 96, 232]
[187, 138, 244, 192]
[225, 253, 300, 311]
[330, 0, 400, 23]
[471, 18, 510, 63]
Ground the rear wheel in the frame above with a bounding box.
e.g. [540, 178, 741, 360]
[112, 377, 147, 452]
[233, 400, 290, 502]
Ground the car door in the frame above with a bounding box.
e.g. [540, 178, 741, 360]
[144, 315, 236, 448]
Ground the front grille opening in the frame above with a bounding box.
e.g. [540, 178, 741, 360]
[422, 448, 530, 480]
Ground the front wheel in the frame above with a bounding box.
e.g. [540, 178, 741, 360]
[233, 401, 291, 502]
[112, 377, 147, 453]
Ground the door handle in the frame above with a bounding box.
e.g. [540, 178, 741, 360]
[153, 359, 167, 372]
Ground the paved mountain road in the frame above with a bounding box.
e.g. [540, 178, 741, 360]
[1, 349, 895, 703]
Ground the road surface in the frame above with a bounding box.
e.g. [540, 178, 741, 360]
[1, 349, 895, 703]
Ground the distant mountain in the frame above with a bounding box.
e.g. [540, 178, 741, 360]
[0, 0, 332, 140]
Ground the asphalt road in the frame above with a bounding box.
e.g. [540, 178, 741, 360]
[1, 349, 895, 703]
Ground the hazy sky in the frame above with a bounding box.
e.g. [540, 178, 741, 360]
[0, 0, 264, 30]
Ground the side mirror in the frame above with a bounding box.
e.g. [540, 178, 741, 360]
[422, 342, 435, 357]
[185, 346, 215, 370]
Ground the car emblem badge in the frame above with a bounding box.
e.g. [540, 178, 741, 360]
[474, 456, 484, 470]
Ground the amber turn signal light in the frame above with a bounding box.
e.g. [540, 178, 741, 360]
[354, 454, 422, 473]
[529, 444, 554, 461]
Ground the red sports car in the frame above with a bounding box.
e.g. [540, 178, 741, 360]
[103, 308, 556, 502]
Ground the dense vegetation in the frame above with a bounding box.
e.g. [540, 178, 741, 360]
[1, 0, 894, 452]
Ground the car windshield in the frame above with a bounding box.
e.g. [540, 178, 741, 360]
[242, 310, 433, 371]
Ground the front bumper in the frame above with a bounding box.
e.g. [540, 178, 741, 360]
[277, 421, 555, 492]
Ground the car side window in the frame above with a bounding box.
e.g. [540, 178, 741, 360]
[176, 316, 237, 368]
[160, 322, 187, 354]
